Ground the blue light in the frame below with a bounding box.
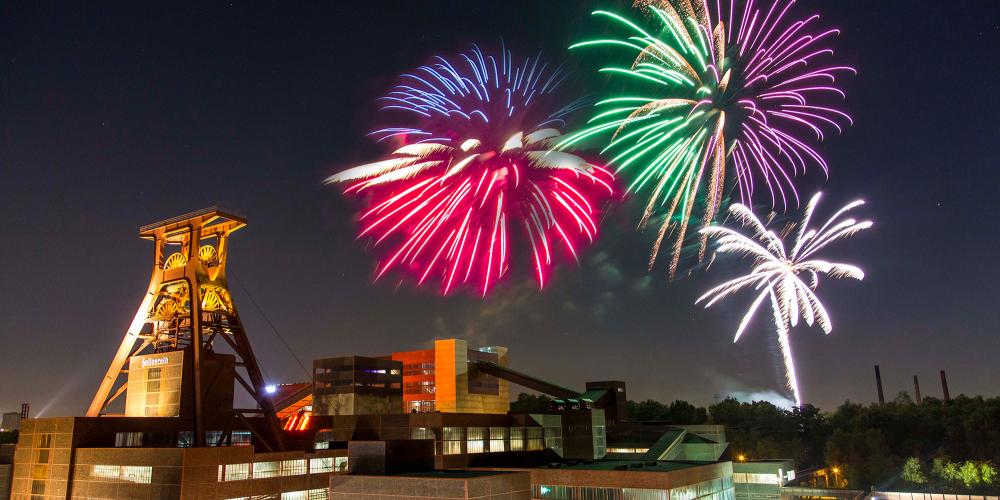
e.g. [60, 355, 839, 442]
[264, 385, 277, 394]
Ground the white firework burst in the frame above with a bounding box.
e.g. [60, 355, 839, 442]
[697, 192, 871, 406]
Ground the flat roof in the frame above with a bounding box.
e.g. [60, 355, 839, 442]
[536, 459, 718, 472]
[396, 470, 520, 479]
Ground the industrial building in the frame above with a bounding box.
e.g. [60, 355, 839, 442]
[7, 208, 757, 500]
[1, 414, 20, 434]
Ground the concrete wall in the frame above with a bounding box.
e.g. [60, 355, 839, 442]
[314, 393, 403, 416]
[70, 447, 184, 499]
[0, 464, 12, 500]
[11, 417, 75, 499]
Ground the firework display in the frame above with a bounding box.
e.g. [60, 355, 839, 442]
[561, 0, 855, 276]
[696, 192, 871, 405]
[327, 45, 615, 295]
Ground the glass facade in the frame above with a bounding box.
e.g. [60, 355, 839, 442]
[443, 427, 464, 455]
[90, 464, 153, 484]
[534, 476, 734, 500]
[252, 461, 279, 479]
[219, 457, 347, 482]
[510, 427, 524, 451]
[466, 427, 486, 454]
[114, 431, 143, 447]
[489, 427, 507, 452]
[280, 459, 306, 476]
[527, 426, 545, 451]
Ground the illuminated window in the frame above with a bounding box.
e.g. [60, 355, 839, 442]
[534, 485, 669, 499]
[281, 459, 306, 476]
[738, 473, 780, 485]
[218, 463, 250, 481]
[309, 457, 333, 473]
[92, 465, 120, 481]
[32, 465, 48, 480]
[510, 427, 524, 451]
[280, 489, 329, 500]
[443, 427, 464, 455]
[607, 447, 651, 454]
[115, 431, 144, 447]
[92, 465, 152, 484]
[467, 427, 486, 454]
[122, 466, 152, 484]
[334, 456, 348, 472]
[489, 427, 506, 452]
[253, 461, 279, 478]
[35, 434, 53, 448]
[526, 426, 544, 451]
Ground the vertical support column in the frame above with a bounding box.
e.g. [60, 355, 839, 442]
[874, 365, 885, 405]
[187, 223, 205, 446]
[940, 370, 950, 402]
[913, 376, 922, 404]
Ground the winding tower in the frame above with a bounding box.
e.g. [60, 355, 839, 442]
[87, 207, 284, 450]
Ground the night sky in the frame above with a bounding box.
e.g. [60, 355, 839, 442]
[2, 1, 999, 417]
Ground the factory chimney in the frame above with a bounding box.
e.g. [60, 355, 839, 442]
[913, 376, 922, 404]
[940, 370, 951, 402]
[874, 365, 885, 405]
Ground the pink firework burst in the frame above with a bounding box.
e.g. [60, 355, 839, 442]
[327, 45, 616, 295]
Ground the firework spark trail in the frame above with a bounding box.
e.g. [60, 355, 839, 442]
[561, 0, 855, 277]
[696, 192, 871, 406]
[327, 45, 615, 295]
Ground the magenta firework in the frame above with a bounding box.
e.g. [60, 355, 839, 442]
[326, 45, 615, 296]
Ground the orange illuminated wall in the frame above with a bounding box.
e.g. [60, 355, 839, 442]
[391, 339, 509, 415]
[392, 348, 436, 412]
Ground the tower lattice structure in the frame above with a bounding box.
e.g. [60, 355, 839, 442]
[87, 207, 284, 450]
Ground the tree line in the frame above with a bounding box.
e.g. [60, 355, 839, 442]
[510, 391, 1000, 493]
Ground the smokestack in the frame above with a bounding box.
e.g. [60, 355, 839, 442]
[20, 403, 30, 419]
[874, 365, 885, 405]
[940, 370, 950, 402]
[913, 376, 922, 404]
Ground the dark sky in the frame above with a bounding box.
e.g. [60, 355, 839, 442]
[2, 1, 999, 417]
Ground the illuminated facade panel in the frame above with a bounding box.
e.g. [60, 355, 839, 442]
[125, 351, 185, 417]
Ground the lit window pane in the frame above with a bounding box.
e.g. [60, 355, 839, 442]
[253, 461, 279, 479]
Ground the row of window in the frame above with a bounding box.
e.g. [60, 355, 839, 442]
[225, 488, 328, 500]
[90, 465, 153, 484]
[314, 367, 400, 375]
[217, 457, 348, 482]
[732, 473, 782, 485]
[433, 426, 546, 455]
[606, 447, 651, 454]
[533, 478, 735, 500]
[109, 430, 254, 448]
[534, 485, 669, 500]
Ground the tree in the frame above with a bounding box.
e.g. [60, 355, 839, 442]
[958, 461, 983, 489]
[981, 462, 997, 485]
[902, 457, 927, 485]
[510, 393, 552, 412]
